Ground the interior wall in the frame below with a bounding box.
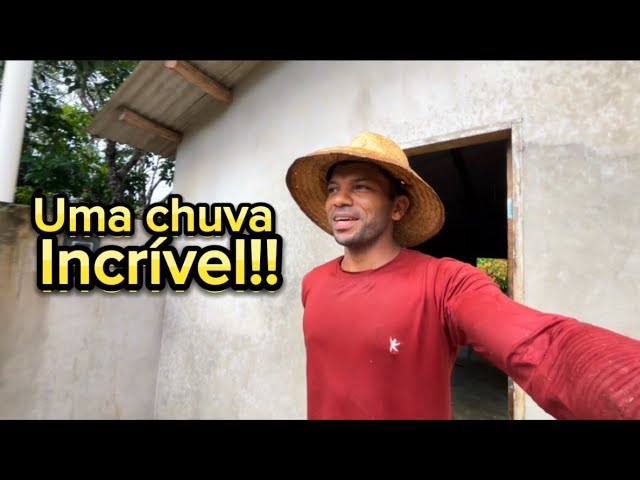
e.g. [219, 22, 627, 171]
[410, 140, 508, 264]
[161, 60, 640, 419]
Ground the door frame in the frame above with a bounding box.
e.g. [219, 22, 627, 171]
[402, 120, 526, 420]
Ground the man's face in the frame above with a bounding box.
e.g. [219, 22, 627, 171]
[325, 162, 407, 248]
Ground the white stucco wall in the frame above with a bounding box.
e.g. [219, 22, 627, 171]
[0, 204, 165, 419]
[156, 61, 640, 419]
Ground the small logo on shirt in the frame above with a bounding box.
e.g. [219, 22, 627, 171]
[389, 337, 401, 354]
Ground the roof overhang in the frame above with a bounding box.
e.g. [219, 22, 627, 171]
[88, 60, 261, 159]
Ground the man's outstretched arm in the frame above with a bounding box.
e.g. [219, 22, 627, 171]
[439, 260, 640, 420]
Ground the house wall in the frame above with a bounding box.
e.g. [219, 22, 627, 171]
[0, 203, 165, 419]
[158, 61, 640, 419]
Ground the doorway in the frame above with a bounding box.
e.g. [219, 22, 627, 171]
[406, 130, 514, 419]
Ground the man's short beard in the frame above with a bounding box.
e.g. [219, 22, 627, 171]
[332, 222, 388, 248]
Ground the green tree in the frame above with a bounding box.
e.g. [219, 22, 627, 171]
[477, 257, 508, 294]
[1, 60, 174, 214]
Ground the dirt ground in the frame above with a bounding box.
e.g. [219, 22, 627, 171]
[450, 347, 509, 420]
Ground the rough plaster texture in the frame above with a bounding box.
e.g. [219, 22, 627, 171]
[158, 61, 640, 420]
[0, 203, 165, 419]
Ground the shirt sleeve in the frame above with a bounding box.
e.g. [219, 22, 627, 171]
[437, 258, 640, 420]
[301, 270, 313, 308]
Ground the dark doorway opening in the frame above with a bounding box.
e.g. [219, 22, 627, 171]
[408, 138, 510, 420]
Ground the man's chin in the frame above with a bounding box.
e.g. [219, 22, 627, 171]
[332, 232, 356, 247]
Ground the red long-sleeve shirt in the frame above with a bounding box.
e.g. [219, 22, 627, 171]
[301, 248, 640, 419]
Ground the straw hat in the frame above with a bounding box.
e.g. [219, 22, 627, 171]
[285, 132, 445, 247]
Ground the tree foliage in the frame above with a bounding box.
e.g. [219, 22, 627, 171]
[477, 257, 508, 294]
[1, 60, 174, 214]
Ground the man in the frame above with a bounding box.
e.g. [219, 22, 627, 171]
[285, 131, 640, 420]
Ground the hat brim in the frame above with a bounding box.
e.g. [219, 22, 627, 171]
[286, 146, 445, 247]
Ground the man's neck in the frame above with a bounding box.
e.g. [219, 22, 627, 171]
[341, 242, 403, 272]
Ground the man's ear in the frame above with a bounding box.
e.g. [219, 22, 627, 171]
[391, 195, 410, 221]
